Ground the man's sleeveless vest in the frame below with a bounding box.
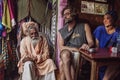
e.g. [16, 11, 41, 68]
[59, 23, 87, 48]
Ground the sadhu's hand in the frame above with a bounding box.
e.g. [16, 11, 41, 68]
[17, 61, 22, 67]
[36, 55, 42, 63]
[22, 57, 33, 63]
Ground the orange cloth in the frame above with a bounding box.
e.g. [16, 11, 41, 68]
[18, 34, 56, 75]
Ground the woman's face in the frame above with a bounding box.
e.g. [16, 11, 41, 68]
[103, 14, 114, 27]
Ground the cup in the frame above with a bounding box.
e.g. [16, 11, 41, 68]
[111, 47, 117, 54]
[88, 48, 97, 53]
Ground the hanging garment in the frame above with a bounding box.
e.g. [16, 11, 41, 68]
[8, 0, 16, 27]
[2, 0, 16, 33]
[0, 23, 4, 37]
[0, 38, 1, 54]
[1, 38, 8, 69]
[2, 0, 11, 33]
[1, 38, 17, 75]
[17, 0, 52, 29]
[0, 0, 3, 21]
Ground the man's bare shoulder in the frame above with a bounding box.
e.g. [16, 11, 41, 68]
[84, 23, 90, 27]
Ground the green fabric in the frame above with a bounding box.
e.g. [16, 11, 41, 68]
[17, 0, 28, 22]
[52, 0, 56, 5]
[17, 0, 52, 28]
[30, 0, 46, 24]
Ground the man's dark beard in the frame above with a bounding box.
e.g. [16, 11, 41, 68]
[31, 37, 39, 48]
[65, 17, 73, 24]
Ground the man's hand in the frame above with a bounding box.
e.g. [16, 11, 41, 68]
[80, 44, 89, 50]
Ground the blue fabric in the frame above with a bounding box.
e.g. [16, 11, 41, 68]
[0, 23, 3, 37]
[94, 25, 120, 80]
[94, 25, 120, 48]
[98, 66, 107, 80]
[0, 22, 3, 30]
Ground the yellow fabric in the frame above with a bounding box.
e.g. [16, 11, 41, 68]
[2, 0, 12, 33]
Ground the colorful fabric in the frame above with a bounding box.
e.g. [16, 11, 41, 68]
[8, 0, 16, 27]
[0, 23, 4, 37]
[0, 38, 1, 54]
[1, 38, 8, 69]
[2, 0, 11, 33]
[0, 1, 3, 21]
[1, 38, 17, 74]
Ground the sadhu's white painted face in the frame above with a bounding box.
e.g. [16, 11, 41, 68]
[29, 28, 39, 40]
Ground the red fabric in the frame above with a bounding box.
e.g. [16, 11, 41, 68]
[0, 61, 4, 80]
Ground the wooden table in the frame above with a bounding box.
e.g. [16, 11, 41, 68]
[79, 48, 120, 80]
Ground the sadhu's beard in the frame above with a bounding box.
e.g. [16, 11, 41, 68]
[31, 37, 39, 48]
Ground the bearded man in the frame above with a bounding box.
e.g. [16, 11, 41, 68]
[58, 5, 94, 80]
[17, 24, 57, 80]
